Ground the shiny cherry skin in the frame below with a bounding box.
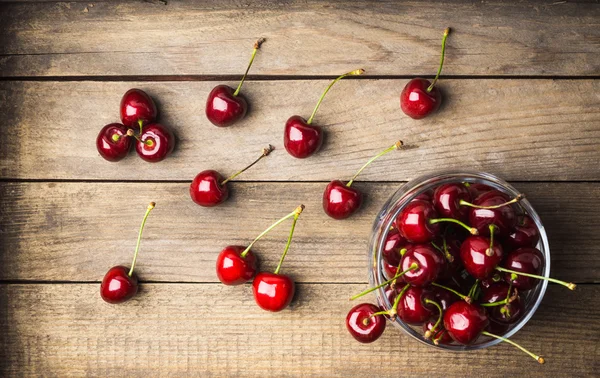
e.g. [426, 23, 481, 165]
[382, 229, 409, 266]
[502, 247, 544, 291]
[506, 215, 540, 249]
[96, 123, 131, 162]
[400, 78, 442, 119]
[443, 301, 489, 345]
[480, 282, 523, 324]
[120, 88, 158, 128]
[205, 85, 248, 127]
[433, 183, 471, 221]
[135, 123, 175, 162]
[100, 266, 138, 304]
[382, 260, 399, 281]
[421, 286, 457, 313]
[283, 115, 323, 158]
[252, 272, 295, 312]
[400, 244, 445, 287]
[215, 246, 258, 285]
[396, 200, 440, 243]
[323, 180, 363, 219]
[469, 190, 517, 237]
[346, 303, 386, 343]
[423, 320, 453, 344]
[460, 236, 503, 280]
[189, 170, 228, 207]
[396, 285, 433, 325]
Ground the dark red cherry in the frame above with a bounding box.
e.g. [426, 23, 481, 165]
[120, 88, 157, 128]
[448, 268, 477, 293]
[506, 215, 540, 249]
[502, 247, 543, 291]
[469, 190, 517, 237]
[382, 229, 409, 266]
[438, 236, 463, 279]
[323, 180, 362, 219]
[396, 200, 440, 243]
[283, 115, 323, 159]
[346, 303, 386, 343]
[215, 245, 258, 285]
[252, 272, 295, 312]
[96, 123, 131, 162]
[400, 244, 445, 287]
[443, 301, 489, 345]
[400, 78, 442, 119]
[480, 282, 523, 324]
[460, 236, 503, 280]
[100, 265, 138, 304]
[135, 123, 175, 162]
[205, 85, 248, 127]
[396, 286, 433, 325]
[485, 319, 510, 335]
[433, 183, 471, 221]
[382, 260, 401, 281]
[421, 286, 457, 313]
[466, 183, 493, 199]
[190, 170, 228, 207]
[412, 190, 433, 202]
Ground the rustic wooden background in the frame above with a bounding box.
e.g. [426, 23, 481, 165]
[1, 1, 599, 377]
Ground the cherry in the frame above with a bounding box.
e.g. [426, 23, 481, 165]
[206, 39, 265, 127]
[382, 228, 409, 266]
[432, 183, 471, 221]
[433, 235, 463, 280]
[323, 141, 404, 219]
[443, 301, 488, 345]
[396, 200, 477, 243]
[460, 235, 503, 280]
[468, 190, 523, 237]
[412, 190, 433, 202]
[96, 123, 131, 162]
[423, 319, 453, 344]
[506, 215, 540, 249]
[346, 303, 387, 343]
[422, 285, 457, 313]
[465, 183, 493, 199]
[396, 285, 433, 325]
[120, 88, 157, 128]
[252, 205, 304, 312]
[100, 202, 155, 304]
[400, 244, 445, 287]
[382, 259, 401, 281]
[400, 28, 449, 119]
[133, 123, 175, 163]
[284, 69, 364, 158]
[190, 145, 273, 207]
[485, 319, 510, 335]
[480, 282, 523, 324]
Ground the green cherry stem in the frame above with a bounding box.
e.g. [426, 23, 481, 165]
[241, 204, 304, 259]
[233, 38, 265, 97]
[433, 330, 446, 345]
[482, 331, 545, 364]
[423, 299, 443, 338]
[431, 282, 472, 303]
[346, 141, 404, 187]
[459, 194, 525, 210]
[350, 263, 418, 301]
[138, 119, 144, 135]
[429, 217, 478, 235]
[391, 248, 409, 288]
[486, 224, 497, 256]
[221, 145, 275, 186]
[111, 133, 121, 142]
[306, 68, 365, 125]
[128, 202, 156, 277]
[426, 27, 450, 93]
[495, 266, 576, 290]
[370, 283, 410, 320]
[274, 205, 304, 275]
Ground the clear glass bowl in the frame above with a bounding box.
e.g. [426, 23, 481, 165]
[368, 170, 550, 350]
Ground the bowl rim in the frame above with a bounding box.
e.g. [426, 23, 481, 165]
[368, 170, 550, 351]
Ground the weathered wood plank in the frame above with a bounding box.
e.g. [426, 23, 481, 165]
[0, 283, 596, 377]
[0, 1, 599, 77]
[0, 182, 597, 283]
[1, 79, 599, 181]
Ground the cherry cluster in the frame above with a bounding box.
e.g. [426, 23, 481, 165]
[96, 89, 175, 163]
[346, 182, 575, 363]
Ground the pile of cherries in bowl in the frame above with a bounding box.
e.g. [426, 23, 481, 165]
[346, 171, 575, 364]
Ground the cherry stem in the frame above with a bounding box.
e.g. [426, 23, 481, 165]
[433, 330, 446, 345]
[431, 282, 472, 303]
[429, 217, 478, 235]
[306, 68, 365, 125]
[486, 224, 497, 256]
[273, 205, 304, 275]
[221, 145, 274, 185]
[349, 263, 418, 301]
[424, 299, 443, 338]
[127, 128, 152, 146]
[426, 27, 450, 92]
[346, 141, 404, 187]
[241, 204, 304, 259]
[442, 235, 454, 262]
[495, 266, 576, 290]
[391, 248, 408, 288]
[233, 38, 265, 97]
[138, 119, 144, 135]
[468, 279, 479, 299]
[480, 299, 508, 307]
[390, 283, 410, 316]
[111, 133, 121, 142]
[128, 202, 156, 277]
[482, 331, 544, 364]
[459, 194, 525, 210]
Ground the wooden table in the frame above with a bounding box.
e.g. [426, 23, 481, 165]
[1, 1, 599, 376]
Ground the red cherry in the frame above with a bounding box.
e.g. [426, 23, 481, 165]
[382, 228, 409, 266]
[399, 28, 449, 119]
[396, 285, 433, 325]
[96, 123, 131, 162]
[284, 69, 364, 158]
[215, 246, 258, 285]
[501, 247, 543, 290]
[432, 183, 471, 221]
[400, 244, 445, 287]
[443, 301, 489, 345]
[460, 235, 503, 280]
[421, 285, 457, 313]
[134, 123, 175, 162]
[190, 145, 273, 207]
[100, 202, 155, 304]
[485, 319, 510, 335]
[468, 190, 522, 237]
[480, 282, 523, 324]
[346, 303, 386, 343]
[120, 88, 157, 128]
[412, 190, 433, 202]
[435, 235, 463, 280]
[506, 215, 540, 249]
[466, 183, 493, 199]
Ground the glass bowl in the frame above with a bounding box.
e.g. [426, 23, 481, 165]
[367, 170, 550, 350]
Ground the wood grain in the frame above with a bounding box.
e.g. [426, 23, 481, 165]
[1, 79, 599, 181]
[1, 1, 599, 77]
[1, 181, 597, 283]
[0, 283, 597, 377]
